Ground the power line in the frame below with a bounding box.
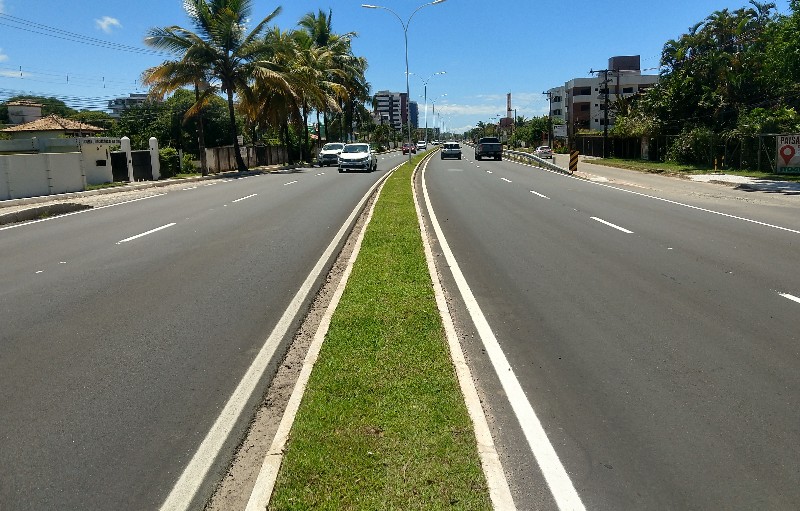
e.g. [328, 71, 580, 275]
[0, 13, 171, 57]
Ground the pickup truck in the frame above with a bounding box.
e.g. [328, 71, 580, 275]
[475, 137, 503, 161]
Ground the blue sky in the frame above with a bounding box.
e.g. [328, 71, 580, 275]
[0, 0, 793, 133]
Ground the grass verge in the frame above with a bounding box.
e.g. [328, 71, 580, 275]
[269, 157, 492, 510]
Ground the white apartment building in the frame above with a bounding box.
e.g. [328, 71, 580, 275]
[373, 91, 417, 131]
[107, 93, 151, 118]
[547, 56, 658, 138]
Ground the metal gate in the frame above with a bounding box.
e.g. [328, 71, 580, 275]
[110, 151, 153, 181]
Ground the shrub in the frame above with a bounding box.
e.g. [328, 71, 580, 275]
[181, 153, 196, 174]
[666, 127, 714, 165]
[159, 147, 180, 179]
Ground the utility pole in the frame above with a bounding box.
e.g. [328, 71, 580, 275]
[542, 90, 553, 147]
[590, 68, 610, 158]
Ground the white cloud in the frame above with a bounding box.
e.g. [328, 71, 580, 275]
[95, 16, 122, 34]
[0, 48, 8, 63]
[0, 1, 5, 14]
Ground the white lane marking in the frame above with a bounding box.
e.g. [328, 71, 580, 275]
[416, 160, 516, 510]
[486, 170, 492, 174]
[117, 223, 176, 244]
[591, 217, 634, 234]
[232, 194, 257, 203]
[283, 181, 298, 186]
[35, 270, 43, 274]
[421, 158, 586, 511]
[159, 167, 396, 511]
[244, 165, 396, 511]
[501, 178, 512, 183]
[0, 194, 166, 231]
[530, 190, 550, 199]
[779, 292, 800, 304]
[182, 186, 197, 191]
[571, 176, 800, 235]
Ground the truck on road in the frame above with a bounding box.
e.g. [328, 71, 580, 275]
[475, 137, 503, 161]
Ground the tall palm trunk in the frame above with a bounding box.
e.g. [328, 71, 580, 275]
[195, 83, 208, 176]
[302, 101, 310, 162]
[227, 88, 247, 172]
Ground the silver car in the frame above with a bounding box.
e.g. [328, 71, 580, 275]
[440, 142, 462, 160]
[534, 145, 553, 159]
[338, 143, 377, 172]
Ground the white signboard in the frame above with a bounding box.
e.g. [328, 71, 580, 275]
[777, 135, 800, 174]
[553, 125, 567, 138]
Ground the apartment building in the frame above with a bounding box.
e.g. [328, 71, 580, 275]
[373, 90, 418, 130]
[107, 93, 152, 118]
[547, 56, 658, 139]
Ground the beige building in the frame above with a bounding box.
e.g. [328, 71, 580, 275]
[6, 100, 44, 125]
[1, 114, 104, 140]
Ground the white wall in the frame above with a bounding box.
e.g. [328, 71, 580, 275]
[0, 153, 86, 200]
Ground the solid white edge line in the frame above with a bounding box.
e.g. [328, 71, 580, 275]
[507, 156, 800, 235]
[283, 181, 298, 186]
[232, 193, 258, 203]
[421, 157, 586, 510]
[590, 216, 634, 234]
[779, 292, 800, 304]
[530, 191, 550, 200]
[158, 169, 393, 511]
[116, 223, 176, 244]
[415, 158, 516, 510]
[243, 164, 397, 511]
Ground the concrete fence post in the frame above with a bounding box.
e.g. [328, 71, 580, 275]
[121, 137, 134, 182]
[149, 137, 161, 180]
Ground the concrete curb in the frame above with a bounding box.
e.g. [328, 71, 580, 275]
[0, 163, 302, 210]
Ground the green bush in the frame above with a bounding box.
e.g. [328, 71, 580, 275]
[181, 153, 196, 174]
[159, 147, 180, 179]
[666, 127, 714, 165]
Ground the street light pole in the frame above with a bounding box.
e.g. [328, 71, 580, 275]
[412, 71, 446, 146]
[363, 1, 447, 162]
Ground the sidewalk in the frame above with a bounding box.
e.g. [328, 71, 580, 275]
[0, 163, 296, 226]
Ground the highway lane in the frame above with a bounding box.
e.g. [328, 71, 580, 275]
[0, 152, 402, 510]
[419, 153, 800, 509]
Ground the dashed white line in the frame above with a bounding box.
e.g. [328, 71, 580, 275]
[501, 177, 512, 183]
[486, 170, 492, 174]
[232, 194, 257, 203]
[117, 223, 176, 244]
[530, 190, 550, 199]
[779, 292, 800, 304]
[182, 186, 198, 191]
[284, 181, 298, 186]
[591, 217, 633, 234]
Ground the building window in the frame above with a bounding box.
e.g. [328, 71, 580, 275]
[623, 87, 634, 93]
[553, 109, 562, 116]
[580, 104, 590, 111]
[553, 96, 562, 102]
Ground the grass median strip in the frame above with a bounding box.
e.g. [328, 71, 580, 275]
[269, 159, 492, 510]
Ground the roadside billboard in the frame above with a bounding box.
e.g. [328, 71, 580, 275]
[776, 135, 800, 174]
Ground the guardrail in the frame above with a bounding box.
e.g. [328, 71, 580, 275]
[502, 149, 572, 175]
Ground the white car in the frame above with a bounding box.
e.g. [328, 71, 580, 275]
[338, 143, 377, 172]
[416, 140, 427, 151]
[317, 142, 344, 167]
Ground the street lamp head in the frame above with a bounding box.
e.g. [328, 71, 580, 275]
[432, 0, 447, 4]
[361, 4, 378, 8]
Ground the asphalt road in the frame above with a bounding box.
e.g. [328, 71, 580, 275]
[0, 151, 404, 510]
[419, 151, 800, 509]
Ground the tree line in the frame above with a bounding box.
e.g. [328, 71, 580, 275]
[613, 0, 800, 166]
[1, 1, 371, 176]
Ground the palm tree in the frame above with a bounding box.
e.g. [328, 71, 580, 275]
[144, 0, 287, 172]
